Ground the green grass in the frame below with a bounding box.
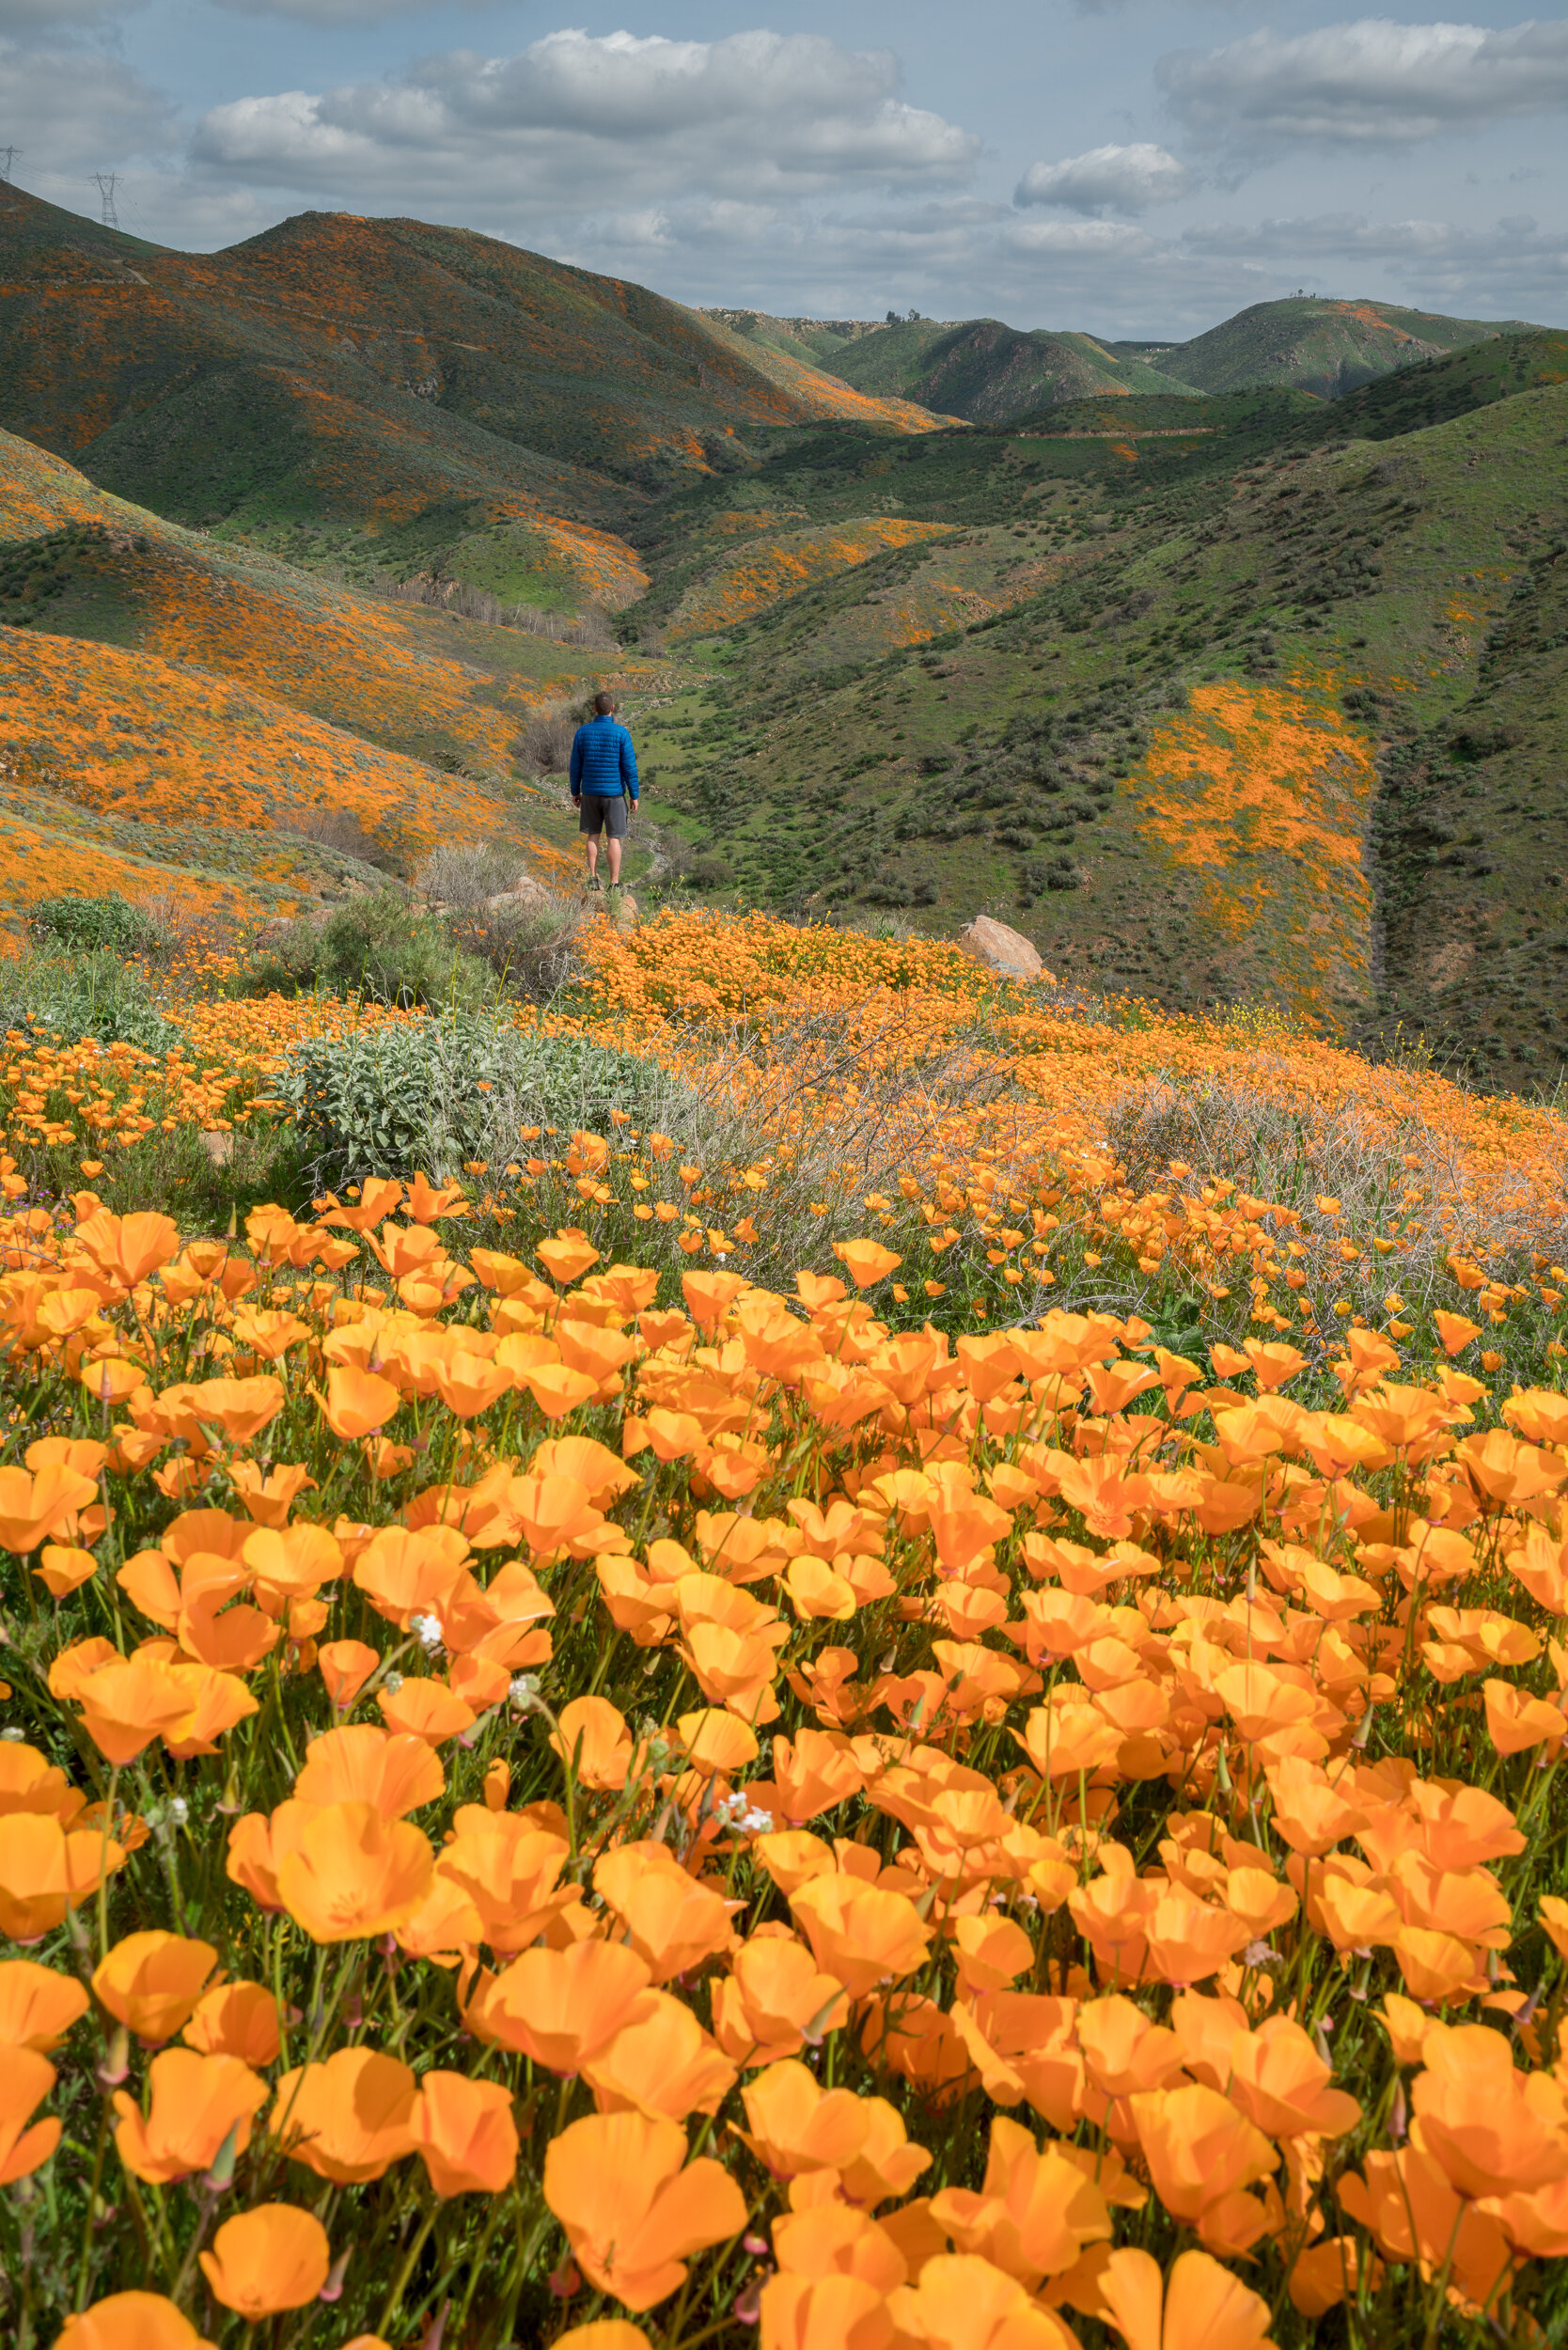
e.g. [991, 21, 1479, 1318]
[611, 343, 1568, 1091]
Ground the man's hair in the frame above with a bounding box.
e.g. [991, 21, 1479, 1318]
[593, 691, 616, 716]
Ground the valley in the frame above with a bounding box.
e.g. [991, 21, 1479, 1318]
[1, 194, 1565, 1090]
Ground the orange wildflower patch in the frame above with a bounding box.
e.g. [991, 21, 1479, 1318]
[1135, 678, 1377, 1025]
[666, 520, 956, 639]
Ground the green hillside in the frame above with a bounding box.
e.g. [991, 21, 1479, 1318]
[8, 194, 1566, 1092]
[701, 294, 1538, 428]
[608, 334, 1568, 1092]
[735, 315, 1201, 418]
[0, 193, 933, 614]
[1159, 295, 1534, 398]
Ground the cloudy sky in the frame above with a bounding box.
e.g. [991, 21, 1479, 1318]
[5, 0, 1566, 337]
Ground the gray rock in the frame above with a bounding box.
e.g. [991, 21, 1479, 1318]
[956, 915, 1043, 979]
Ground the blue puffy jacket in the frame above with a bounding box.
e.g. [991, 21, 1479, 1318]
[570, 714, 638, 800]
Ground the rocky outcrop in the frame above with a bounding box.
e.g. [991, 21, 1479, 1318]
[955, 916, 1043, 979]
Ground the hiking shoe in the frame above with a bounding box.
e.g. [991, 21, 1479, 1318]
[587, 874, 602, 893]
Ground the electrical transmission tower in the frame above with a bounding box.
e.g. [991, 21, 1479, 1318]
[94, 172, 119, 229]
[0, 149, 18, 184]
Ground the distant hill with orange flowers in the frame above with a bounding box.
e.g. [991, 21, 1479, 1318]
[0, 426, 658, 925]
[616, 333, 1568, 1092]
[3, 186, 1565, 1090]
[710, 294, 1535, 425]
[0, 189, 936, 616]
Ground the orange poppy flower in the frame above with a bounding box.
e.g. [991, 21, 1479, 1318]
[712, 1934, 850, 2066]
[740, 2060, 930, 2205]
[54, 2294, 216, 2350]
[1340, 2138, 1514, 2309]
[772, 2204, 908, 2293]
[318, 1367, 402, 1442]
[376, 1677, 477, 1745]
[0, 1462, 100, 1553]
[113, 2048, 269, 2184]
[1483, 1678, 1568, 1755]
[885, 2252, 1078, 2349]
[0, 1811, 127, 1943]
[542, 2109, 747, 2311]
[75, 1207, 180, 1287]
[35, 1543, 100, 1598]
[93, 1932, 218, 2044]
[0, 1957, 89, 2050]
[1225, 2017, 1361, 2140]
[550, 1696, 637, 1790]
[181, 1981, 282, 2066]
[929, 2115, 1110, 2288]
[789, 1875, 932, 2001]
[585, 1988, 739, 2122]
[410, 2070, 520, 2196]
[74, 1654, 259, 1767]
[319, 1638, 381, 1709]
[0, 2045, 60, 2185]
[1411, 2022, 1568, 2199]
[353, 1526, 470, 1629]
[1129, 2086, 1278, 2254]
[226, 1798, 320, 1913]
[0, 1739, 86, 1824]
[466, 1940, 653, 2071]
[1096, 2245, 1278, 2350]
[435, 1812, 573, 1954]
[275, 1800, 433, 1942]
[595, 1841, 738, 1982]
[758, 2272, 895, 2350]
[198, 2203, 331, 2315]
[833, 1240, 902, 1289]
[271, 2047, 417, 2182]
[539, 1233, 601, 1285]
[293, 1723, 445, 1816]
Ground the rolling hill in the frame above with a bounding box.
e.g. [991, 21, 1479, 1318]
[707, 310, 1201, 419]
[0, 426, 661, 923]
[615, 329, 1568, 1091]
[0, 191, 935, 616]
[5, 192, 1565, 1093]
[1156, 296, 1534, 399]
[709, 295, 1536, 426]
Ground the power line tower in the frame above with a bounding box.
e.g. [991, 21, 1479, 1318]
[93, 172, 120, 229]
[0, 149, 18, 184]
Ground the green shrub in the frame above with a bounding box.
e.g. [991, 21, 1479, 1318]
[236, 891, 495, 1009]
[0, 947, 180, 1053]
[27, 894, 162, 956]
[275, 1011, 671, 1189]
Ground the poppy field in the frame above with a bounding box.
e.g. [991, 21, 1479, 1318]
[4, 913, 1568, 2350]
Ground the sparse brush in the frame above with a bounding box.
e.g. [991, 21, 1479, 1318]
[234, 891, 495, 1012]
[0, 944, 180, 1055]
[416, 841, 528, 908]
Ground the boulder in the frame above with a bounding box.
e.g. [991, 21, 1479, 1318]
[485, 878, 550, 913]
[955, 916, 1043, 979]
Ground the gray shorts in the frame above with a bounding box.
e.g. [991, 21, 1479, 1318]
[577, 794, 629, 838]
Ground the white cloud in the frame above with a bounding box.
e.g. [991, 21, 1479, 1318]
[0, 38, 174, 181]
[190, 29, 980, 214]
[1159, 17, 1568, 146]
[1184, 210, 1565, 302]
[1015, 142, 1190, 213]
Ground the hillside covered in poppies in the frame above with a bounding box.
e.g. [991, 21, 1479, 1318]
[7, 189, 1568, 2350]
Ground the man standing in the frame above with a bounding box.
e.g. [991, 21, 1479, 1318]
[569, 690, 638, 892]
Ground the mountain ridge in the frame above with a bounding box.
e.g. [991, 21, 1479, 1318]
[707, 293, 1538, 425]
